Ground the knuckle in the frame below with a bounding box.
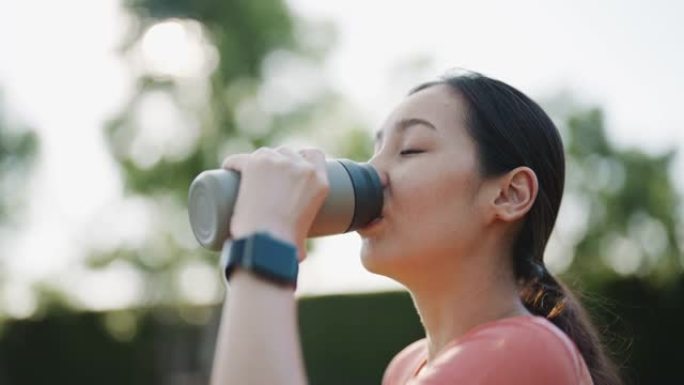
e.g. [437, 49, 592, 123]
[252, 148, 278, 162]
[301, 148, 324, 159]
[253, 147, 270, 156]
[263, 156, 287, 169]
[252, 147, 275, 159]
[298, 163, 317, 177]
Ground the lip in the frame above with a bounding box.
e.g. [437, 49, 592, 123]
[357, 215, 385, 235]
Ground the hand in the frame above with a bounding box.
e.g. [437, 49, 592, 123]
[221, 146, 329, 261]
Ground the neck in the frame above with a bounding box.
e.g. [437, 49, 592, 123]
[405, 246, 531, 362]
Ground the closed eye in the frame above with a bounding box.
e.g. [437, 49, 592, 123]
[400, 149, 424, 156]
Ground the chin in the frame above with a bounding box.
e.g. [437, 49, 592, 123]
[359, 240, 389, 275]
[360, 240, 413, 281]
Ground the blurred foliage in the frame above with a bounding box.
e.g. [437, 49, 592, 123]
[109, 0, 341, 200]
[95, 0, 366, 305]
[0, 91, 39, 225]
[544, 98, 682, 288]
[0, 90, 39, 326]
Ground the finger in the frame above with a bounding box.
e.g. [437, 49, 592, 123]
[274, 146, 321, 177]
[221, 153, 251, 171]
[299, 148, 325, 163]
[299, 148, 327, 180]
[224, 147, 284, 170]
[251, 146, 282, 161]
[274, 146, 302, 162]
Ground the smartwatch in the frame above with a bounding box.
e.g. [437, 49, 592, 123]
[223, 231, 299, 288]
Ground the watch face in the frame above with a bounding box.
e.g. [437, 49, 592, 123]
[226, 232, 298, 286]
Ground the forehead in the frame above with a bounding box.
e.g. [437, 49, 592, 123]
[376, 84, 468, 142]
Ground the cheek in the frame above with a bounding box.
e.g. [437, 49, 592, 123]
[398, 161, 479, 231]
[399, 176, 479, 255]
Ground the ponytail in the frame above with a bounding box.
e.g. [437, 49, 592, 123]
[520, 264, 623, 385]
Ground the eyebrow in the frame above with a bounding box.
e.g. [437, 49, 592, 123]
[374, 117, 437, 145]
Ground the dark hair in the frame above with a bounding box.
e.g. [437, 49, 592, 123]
[412, 71, 622, 385]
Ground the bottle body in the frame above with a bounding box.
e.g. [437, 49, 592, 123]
[188, 159, 383, 250]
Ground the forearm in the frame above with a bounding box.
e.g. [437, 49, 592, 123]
[210, 269, 308, 385]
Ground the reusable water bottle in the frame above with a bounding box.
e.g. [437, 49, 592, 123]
[188, 159, 384, 250]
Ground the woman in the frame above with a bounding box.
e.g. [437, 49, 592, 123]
[210, 71, 623, 385]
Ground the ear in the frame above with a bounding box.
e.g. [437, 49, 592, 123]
[492, 167, 538, 222]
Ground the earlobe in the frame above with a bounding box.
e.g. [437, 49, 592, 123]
[493, 167, 538, 222]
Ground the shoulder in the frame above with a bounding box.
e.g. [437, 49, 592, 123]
[417, 315, 593, 385]
[382, 339, 427, 385]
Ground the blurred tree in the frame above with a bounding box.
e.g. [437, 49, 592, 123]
[0, 90, 39, 321]
[543, 95, 682, 289]
[93, 0, 368, 307]
[0, 91, 39, 226]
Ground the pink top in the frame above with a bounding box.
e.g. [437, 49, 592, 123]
[382, 315, 594, 385]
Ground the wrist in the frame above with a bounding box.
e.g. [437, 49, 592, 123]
[230, 268, 297, 293]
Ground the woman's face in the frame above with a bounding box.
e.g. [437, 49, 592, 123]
[358, 84, 490, 281]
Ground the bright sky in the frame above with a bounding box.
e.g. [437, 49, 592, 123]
[0, 0, 683, 316]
